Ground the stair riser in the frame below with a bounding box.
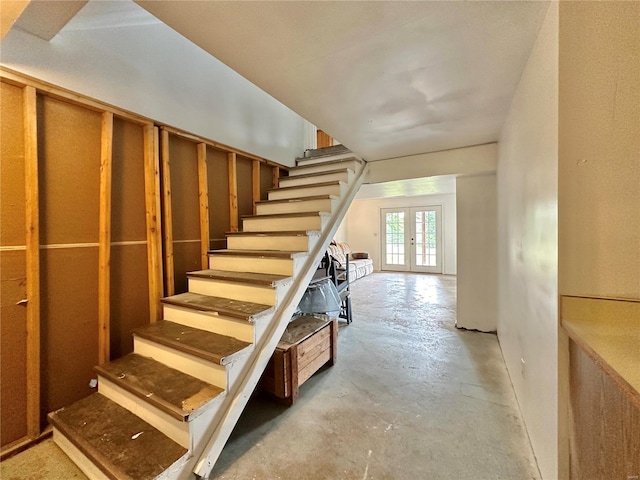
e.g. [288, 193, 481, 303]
[255, 198, 336, 216]
[278, 170, 352, 188]
[226, 235, 310, 252]
[242, 216, 325, 232]
[97, 377, 190, 449]
[53, 429, 111, 480]
[208, 254, 295, 275]
[163, 304, 254, 343]
[268, 183, 344, 201]
[187, 277, 278, 307]
[134, 337, 228, 390]
[288, 159, 361, 177]
[296, 152, 357, 166]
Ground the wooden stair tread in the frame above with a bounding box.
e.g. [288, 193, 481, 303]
[132, 321, 251, 365]
[95, 353, 224, 421]
[49, 393, 187, 480]
[242, 211, 330, 220]
[279, 167, 352, 180]
[208, 249, 306, 258]
[187, 269, 290, 286]
[161, 292, 272, 320]
[224, 231, 318, 238]
[254, 194, 338, 206]
[267, 180, 344, 193]
[290, 158, 361, 172]
[297, 145, 351, 160]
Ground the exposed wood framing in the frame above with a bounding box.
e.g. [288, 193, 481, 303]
[272, 166, 280, 189]
[98, 111, 114, 365]
[1, 68, 149, 125]
[23, 85, 40, 439]
[228, 152, 238, 232]
[252, 159, 261, 214]
[144, 126, 164, 320]
[160, 128, 175, 296]
[197, 143, 210, 269]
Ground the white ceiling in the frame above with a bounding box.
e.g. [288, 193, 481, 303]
[136, 1, 549, 161]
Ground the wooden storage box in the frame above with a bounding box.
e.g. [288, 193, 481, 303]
[259, 315, 337, 405]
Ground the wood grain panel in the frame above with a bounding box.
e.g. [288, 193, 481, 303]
[236, 156, 253, 221]
[569, 340, 640, 480]
[40, 247, 99, 428]
[168, 135, 200, 241]
[37, 96, 101, 245]
[111, 118, 146, 242]
[0, 251, 28, 446]
[207, 147, 229, 250]
[110, 245, 150, 359]
[172, 241, 201, 295]
[0, 81, 25, 246]
[260, 163, 272, 202]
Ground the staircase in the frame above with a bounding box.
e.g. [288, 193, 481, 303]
[49, 147, 368, 480]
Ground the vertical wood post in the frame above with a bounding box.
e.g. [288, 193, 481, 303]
[252, 159, 261, 214]
[228, 152, 238, 232]
[144, 125, 164, 321]
[272, 166, 280, 189]
[23, 85, 40, 438]
[98, 111, 113, 364]
[197, 143, 210, 269]
[160, 128, 175, 296]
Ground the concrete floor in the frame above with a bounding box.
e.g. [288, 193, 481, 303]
[2, 272, 540, 480]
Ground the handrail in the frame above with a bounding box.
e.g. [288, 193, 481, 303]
[193, 160, 369, 477]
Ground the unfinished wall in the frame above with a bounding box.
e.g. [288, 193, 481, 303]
[343, 193, 457, 275]
[0, 75, 165, 452]
[0, 81, 28, 446]
[496, 3, 558, 478]
[456, 174, 497, 332]
[0, 1, 305, 165]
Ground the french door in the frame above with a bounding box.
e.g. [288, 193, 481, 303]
[381, 206, 442, 273]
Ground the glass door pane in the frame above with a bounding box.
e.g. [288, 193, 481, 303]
[410, 206, 442, 273]
[381, 208, 409, 271]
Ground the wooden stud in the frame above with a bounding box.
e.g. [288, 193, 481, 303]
[252, 159, 261, 215]
[160, 128, 175, 296]
[228, 152, 238, 232]
[144, 125, 164, 321]
[197, 143, 210, 269]
[23, 85, 41, 438]
[272, 166, 280, 189]
[98, 111, 114, 365]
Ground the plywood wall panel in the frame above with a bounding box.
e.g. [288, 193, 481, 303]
[172, 242, 200, 295]
[40, 247, 99, 427]
[236, 156, 253, 220]
[0, 251, 28, 446]
[111, 118, 146, 242]
[168, 135, 200, 241]
[0, 82, 26, 247]
[569, 340, 640, 480]
[109, 244, 150, 359]
[260, 163, 272, 201]
[207, 147, 230, 249]
[37, 96, 101, 245]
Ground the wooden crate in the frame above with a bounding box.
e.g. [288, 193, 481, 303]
[259, 316, 337, 405]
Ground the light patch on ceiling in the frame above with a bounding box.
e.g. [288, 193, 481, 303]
[62, 0, 161, 32]
[356, 175, 456, 200]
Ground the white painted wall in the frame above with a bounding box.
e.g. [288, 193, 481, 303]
[456, 174, 497, 332]
[0, 2, 304, 165]
[366, 143, 496, 183]
[341, 193, 456, 275]
[497, 4, 558, 479]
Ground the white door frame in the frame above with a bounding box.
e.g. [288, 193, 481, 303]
[380, 206, 443, 273]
